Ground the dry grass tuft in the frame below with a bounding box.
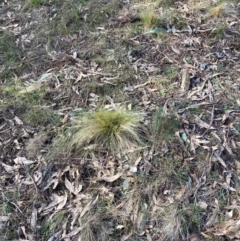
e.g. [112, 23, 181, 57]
[209, 2, 232, 17]
[140, 10, 160, 27]
[157, 205, 186, 241]
[66, 109, 143, 155]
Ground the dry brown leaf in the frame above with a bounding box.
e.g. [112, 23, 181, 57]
[65, 177, 82, 195]
[182, 62, 198, 69]
[13, 157, 36, 165]
[211, 132, 222, 142]
[21, 226, 28, 239]
[11, 239, 30, 241]
[226, 173, 232, 186]
[47, 172, 64, 190]
[70, 206, 83, 229]
[181, 69, 190, 92]
[224, 205, 240, 218]
[201, 232, 213, 239]
[47, 231, 62, 241]
[97, 172, 123, 182]
[223, 135, 234, 156]
[14, 116, 23, 125]
[197, 201, 208, 210]
[121, 232, 133, 241]
[14, 139, 21, 149]
[1, 162, 20, 172]
[34, 171, 42, 185]
[61, 114, 69, 124]
[30, 205, 37, 231]
[191, 135, 210, 145]
[43, 193, 67, 212]
[221, 174, 236, 192]
[177, 101, 214, 113]
[237, 99, 240, 106]
[80, 195, 99, 218]
[214, 219, 240, 239]
[171, 45, 180, 55]
[194, 115, 215, 129]
[134, 156, 142, 166]
[175, 186, 187, 200]
[73, 72, 88, 84]
[63, 226, 83, 238]
[215, 155, 227, 168]
[146, 233, 152, 241]
[64, 178, 74, 193]
[205, 200, 219, 228]
[211, 153, 227, 168]
[235, 159, 240, 170]
[123, 197, 134, 215]
[0, 216, 10, 222]
[57, 192, 68, 210]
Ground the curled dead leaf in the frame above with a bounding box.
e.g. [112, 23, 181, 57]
[175, 186, 187, 200]
[206, 202, 219, 228]
[0, 216, 10, 222]
[2, 161, 21, 173]
[214, 219, 240, 239]
[13, 157, 36, 165]
[194, 115, 215, 130]
[80, 195, 99, 218]
[97, 172, 123, 182]
[43, 193, 67, 212]
[65, 177, 82, 195]
[63, 226, 83, 238]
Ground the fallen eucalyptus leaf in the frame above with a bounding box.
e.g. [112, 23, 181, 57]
[181, 69, 190, 92]
[97, 172, 123, 182]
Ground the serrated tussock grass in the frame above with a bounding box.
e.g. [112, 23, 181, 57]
[66, 109, 143, 155]
[140, 10, 160, 28]
[209, 1, 237, 18]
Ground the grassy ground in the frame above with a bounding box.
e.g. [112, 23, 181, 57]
[1, 0, 240, 240]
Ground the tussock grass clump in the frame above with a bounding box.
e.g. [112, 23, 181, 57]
[155, 203, 205, 240]
[66, 109, 143, 155]
[140, 10, 160, 27]
[157, 205, 186, 241]
[209, 2, 229, 17]
[208, 1, 237, 19]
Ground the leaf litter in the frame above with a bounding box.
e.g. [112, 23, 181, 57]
[1, 0, 240, 240]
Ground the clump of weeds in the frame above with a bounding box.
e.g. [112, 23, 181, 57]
[58, 109, 144, 157]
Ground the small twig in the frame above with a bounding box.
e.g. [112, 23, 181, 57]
[201, 105, 215, 137]
[101, 80, 117, 85]
[177, 101, 217, 114]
